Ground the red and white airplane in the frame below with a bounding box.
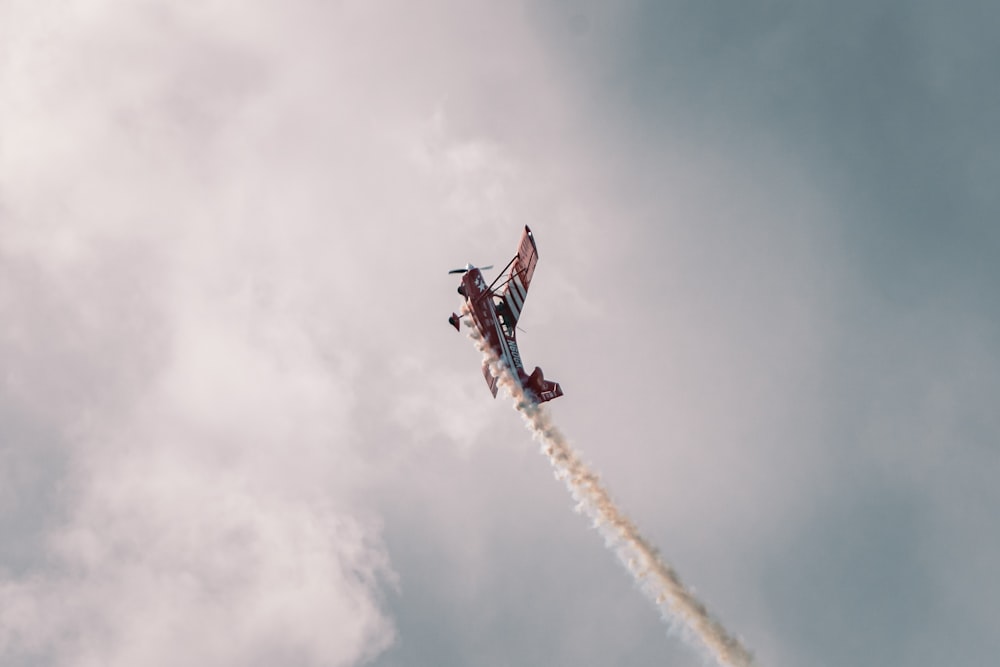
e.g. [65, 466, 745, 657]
[448, 226, 564, 404]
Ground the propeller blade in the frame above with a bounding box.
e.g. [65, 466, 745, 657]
[448, 263, 491, 275]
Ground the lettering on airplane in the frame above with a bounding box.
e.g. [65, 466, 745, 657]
[507, 338, 522, 370]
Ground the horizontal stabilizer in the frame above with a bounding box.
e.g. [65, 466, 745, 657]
[526, 366, 563, 404]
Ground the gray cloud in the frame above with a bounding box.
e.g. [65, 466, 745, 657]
[527, 3, 1000, 665]
[4, 1, 998, 666]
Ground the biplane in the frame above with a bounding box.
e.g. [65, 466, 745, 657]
[448, 226, 564, 404]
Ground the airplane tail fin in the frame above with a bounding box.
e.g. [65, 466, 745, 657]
[526, 366, 563, 404]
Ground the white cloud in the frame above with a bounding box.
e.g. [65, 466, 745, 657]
[0, 0, 598, 662]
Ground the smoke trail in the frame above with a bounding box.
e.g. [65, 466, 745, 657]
[461, 312, 755, 667]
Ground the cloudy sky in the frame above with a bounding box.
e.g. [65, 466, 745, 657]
[2, 1, 998, 665]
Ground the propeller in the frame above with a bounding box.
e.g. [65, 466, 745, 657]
[448, 263, 493, 275]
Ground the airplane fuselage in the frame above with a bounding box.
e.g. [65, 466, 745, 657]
[460, 268, 528, 388]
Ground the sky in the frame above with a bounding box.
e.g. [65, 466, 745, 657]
[1, 1, 998, 665]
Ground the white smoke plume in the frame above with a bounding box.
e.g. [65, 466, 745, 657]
[460, 311, 755, 667]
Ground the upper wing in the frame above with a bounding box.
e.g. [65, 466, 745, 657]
[496, 226, 538, 331]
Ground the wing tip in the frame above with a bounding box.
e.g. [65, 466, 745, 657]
[522, 225, 537, 252]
